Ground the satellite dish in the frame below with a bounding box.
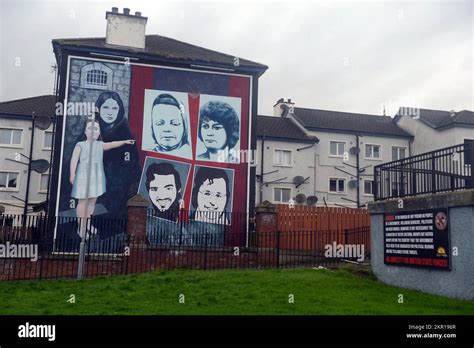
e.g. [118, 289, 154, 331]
[35, 116, 53, 130]
[348, 179, 359, 189]
[349, 147, 360, 155]
[307, 196, 318, 206]
[0, 205, 5, 214]
[295, 193, 306, 204]
[280, 104, 289, 118]
[293, 176, 305, 186]
[31, 159, 50, 174]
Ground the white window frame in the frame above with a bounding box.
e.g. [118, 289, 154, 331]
[365, 143, 382, 161]
[363, 179, 374, 196]
[328, 140, 347, 158]
[0, 170, 20, 192]
[391, 146, 408, 161]
[42, 130, 54, 150]
[0, 127, 24, 148]
[328, 177, 347, 194]
[38, 173, 50, 194]
[273, 187, 292, 203]
[273, 148, 293, 167]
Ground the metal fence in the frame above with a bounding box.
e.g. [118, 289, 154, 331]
[374, 140, 474, 200]
[0, 213, 370, 281]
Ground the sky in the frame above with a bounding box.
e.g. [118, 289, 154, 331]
[0, 0, 472, 117]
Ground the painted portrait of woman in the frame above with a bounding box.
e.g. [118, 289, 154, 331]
[197, 99, 240, 163]
[94, 91, 141, 237]
[143, 92, 192, 159]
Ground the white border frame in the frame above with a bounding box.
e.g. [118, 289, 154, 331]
[0, 126, 24, 149]
[54, 55, 253, 239]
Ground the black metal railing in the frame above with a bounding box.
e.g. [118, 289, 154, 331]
[374, 140, 474, 200]
[0, 213, 370, 281]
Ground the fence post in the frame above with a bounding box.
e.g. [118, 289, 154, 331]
[276, 230, 280, 269]
[467, 140, 474, 189]
[204, 232, 208, 270]
[38, 237, 45, 280]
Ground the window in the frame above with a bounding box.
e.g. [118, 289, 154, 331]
[43, 131, 53, 149]
[86, 70, 108, 87]
[0, 171, 18, 190]
[274, 188, 291, 203]
[329, 178, 346, 193]
[0, 128, 22, 146]
[392, 146, 407, 161]
[365, 144, 381, 159]
[80, 62, 113, 90]
[274, 149, 292, 166]
[329, 141, 346, 157]
[364, 180, 374, 195]
[39, 174, 49, 193]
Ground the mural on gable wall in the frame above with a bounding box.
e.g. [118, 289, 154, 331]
[54, 57, 251, 251]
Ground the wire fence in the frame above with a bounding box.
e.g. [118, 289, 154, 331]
[0, 213, 370, 281]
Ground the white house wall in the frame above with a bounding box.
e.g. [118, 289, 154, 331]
[0, 118, 52, 214]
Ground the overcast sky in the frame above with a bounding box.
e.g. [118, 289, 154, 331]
[0, 0, 472, 116]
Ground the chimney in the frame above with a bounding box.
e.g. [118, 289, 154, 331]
[105, 8, 148, 49]
[273, 98, 295, 117]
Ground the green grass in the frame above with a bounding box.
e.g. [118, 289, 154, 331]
[0, 266, 473, 315]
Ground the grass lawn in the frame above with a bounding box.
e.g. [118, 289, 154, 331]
[0, 266, 473, 315]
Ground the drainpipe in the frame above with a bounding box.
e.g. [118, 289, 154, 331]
[356, 134, 360, 208]
[259, 132, 265, 204]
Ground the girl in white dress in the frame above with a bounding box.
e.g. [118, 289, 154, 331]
[69, 119, 134, 237]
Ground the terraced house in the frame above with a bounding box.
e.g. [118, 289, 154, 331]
[256, 99, 473, 208]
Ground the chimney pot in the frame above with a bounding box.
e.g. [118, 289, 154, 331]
[111, 7, 118, 13]
[123, 8, 130, 15]
[135, 11, 141, 16]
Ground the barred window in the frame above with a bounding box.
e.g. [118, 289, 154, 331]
[86, 70, 107, 86]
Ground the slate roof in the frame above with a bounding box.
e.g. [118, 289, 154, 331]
[292, 107, 413, 138]
[256, 115, 318, 142]
[395, 107, 474, 130]
[52, 35, 268, 73]
[0, 95, 56, 119]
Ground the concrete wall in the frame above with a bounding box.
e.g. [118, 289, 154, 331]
[0, 117, 53, 214]
[368, 190, 474, 300]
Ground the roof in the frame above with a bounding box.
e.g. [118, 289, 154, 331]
[0, 95, 56, 119]
[257, 115, 318, 142]
[395, 107, 474, 130]
[52, 35, 268, 73]
[292, 107, 413, 138]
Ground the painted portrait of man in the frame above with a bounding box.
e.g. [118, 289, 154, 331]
[138, 158, 191, 245]
[190, 166, 234, 225]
